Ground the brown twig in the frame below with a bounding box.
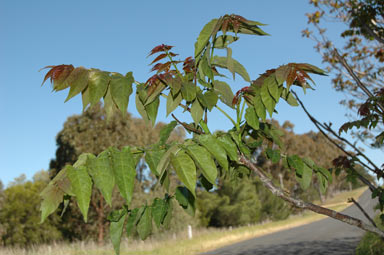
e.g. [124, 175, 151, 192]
[348, 197, 377, 228]
[239, 154, 384, 238]
[171, 114, 204, 135]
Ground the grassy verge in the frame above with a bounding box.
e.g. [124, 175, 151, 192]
[0, 187, 367, 255]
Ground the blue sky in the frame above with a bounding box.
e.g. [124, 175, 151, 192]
[1, 0, 380, 186]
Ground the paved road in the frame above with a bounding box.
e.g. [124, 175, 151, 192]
[203, 190, 377, 255]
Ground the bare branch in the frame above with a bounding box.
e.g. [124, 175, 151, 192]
[171, 114, 204, 135]
[333, 48, 384, 114]
[239, 155, 384, 238]
[348, 197, 377, 228]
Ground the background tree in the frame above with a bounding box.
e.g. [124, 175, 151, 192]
[49, 103, 185, 244]
[0, 172, 62, 247]
[304, 0, 384, 143]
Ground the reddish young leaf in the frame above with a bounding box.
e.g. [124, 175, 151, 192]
[40, 64, 74, 86]
[286, 68, 297, 87]
[148, 44, 173, 56]
[150, 53, 168, 65]
[183, 57, 195, 73]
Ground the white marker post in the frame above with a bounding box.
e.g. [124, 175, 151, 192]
[188, 225, 193, 239]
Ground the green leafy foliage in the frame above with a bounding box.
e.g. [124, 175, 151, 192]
[110, 147, 136, 205]
[171, 150, 197, 196]
[175, 186, 196, 216]
[87, 151, 115, 206]
[109, 209, 127, 255]
[186, 143, 218, 184]
[66, 165, 93, 222]
[39, 14, 334, 255]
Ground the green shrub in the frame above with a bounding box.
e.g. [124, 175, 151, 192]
[356, 214, 384, 255]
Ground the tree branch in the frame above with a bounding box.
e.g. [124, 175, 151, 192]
[239, 155, 384, 238]
[348, 197, 377, 228]
[292, 91, 377, 192]
[333, 48, 384, 114]
[171, 114, 204, 135]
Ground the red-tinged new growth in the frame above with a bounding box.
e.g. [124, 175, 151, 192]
[233, 86, 253, 105]
[40, 64, 74, 86]
[148, 44, 174, 56]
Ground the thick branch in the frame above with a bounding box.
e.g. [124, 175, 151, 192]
[333, 48, 384, 114]
[239, 155, 384, 238]
[292, 91, 377, 192]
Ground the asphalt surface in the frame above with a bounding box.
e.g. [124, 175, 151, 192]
[203, 190, 378, 255]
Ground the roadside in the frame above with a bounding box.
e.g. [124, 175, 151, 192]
[1, 187, 367, 255]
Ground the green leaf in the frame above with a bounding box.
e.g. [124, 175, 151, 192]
[195, 18, 219, 60]
[67, 165, 92, 222]
[213, 80, 235, 108]
[287, 155, 304, 175]
[175, 186, 195, 216]
[203, 91, 218, 111]
[145, 97, 160, 126]
[281, 88, 299, 106]
[145, 83, 167, 106]
[81, 88, 90, 110]
[159, 121, 178, 145]
[260, 82, 275, 117]
[162, 197, 173, 229]
[170, 76, 182, 95]
[156, 145, 180, 180]
[87, 151, 115, 206]
[171, 150, 197, 196]
[104, 87, 118, 120]
[197, 134, 228, 171]
[110, 147, 136, 205]
[253, 94, 266, 121]
[199, 55, 213, 80]
[152, 198, 168, 228]
[166, 92, 182, 116]
[110, 210, 126, 255]
[64, 67, 89, 102]
[226, 48, 235, 80]
[108, 209, 125, 222]
[200, 175, 213, 191]
[186, 143, 217, 184]
[229, 132, 251, 157]
[266, 148, 280, 164]
[245, 107, 260, 130]
[181, 82, 196, 102]
[212, 56, 250, 82]
[191, 100, 204, 125]
[126, 208, 139, 237]
[88, 70, 109, 106]
[110, 72, 134, 115]
[40, 173, 66, 223]
[137, 206, 152, 240]
[217, 134, 239, 162]
[317, 172, 328, 194]
[135, 93, 149, 122]
[301, 164, 313, 190]
[213, 35, 239, 49]
[275, 65, 290, 85]
[145, 149, 165, 177]
[265, 75, 280, 101]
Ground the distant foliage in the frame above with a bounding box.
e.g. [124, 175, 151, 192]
[0, 174, 61, 246]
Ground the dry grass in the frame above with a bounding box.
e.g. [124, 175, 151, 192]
[0, 187, 367, 255]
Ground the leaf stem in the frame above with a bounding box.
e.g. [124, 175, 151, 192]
[216, 105, 237, 128]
